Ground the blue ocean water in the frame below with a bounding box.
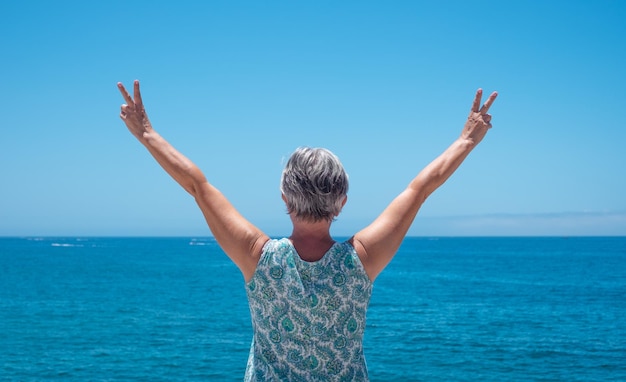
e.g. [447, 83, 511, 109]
[1, 237, 625, 381]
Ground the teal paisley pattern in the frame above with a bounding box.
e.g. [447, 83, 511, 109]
[245, 238, 373, 381]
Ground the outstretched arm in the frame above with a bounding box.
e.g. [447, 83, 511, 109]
[351, 89, 498, 281]
[117, 80, 268, 281]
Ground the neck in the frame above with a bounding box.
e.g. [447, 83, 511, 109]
[290, 216, 332, 238]
[288, 216, 335, 261]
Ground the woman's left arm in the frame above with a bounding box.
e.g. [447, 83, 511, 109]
[352, 89, 497, 281]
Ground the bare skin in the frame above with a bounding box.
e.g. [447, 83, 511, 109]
[118, 81, 497, 282]
[351, 89, 497, 280]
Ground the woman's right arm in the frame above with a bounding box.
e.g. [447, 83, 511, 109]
[351, 89, 497, 281]
[117, 81, 269, 281]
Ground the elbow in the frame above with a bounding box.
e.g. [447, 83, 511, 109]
[415, 189, 429, 208]
[186, 182, 200, 197]
[401, 187, 429, 214]
[187, 179, 207, 198]
[186, 168, 208, 197]
[409, 175, 436, 203]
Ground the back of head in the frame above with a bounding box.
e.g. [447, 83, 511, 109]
[280, 147, 349, 222]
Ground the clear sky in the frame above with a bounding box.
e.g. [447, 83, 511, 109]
[1, 0, 625, 237]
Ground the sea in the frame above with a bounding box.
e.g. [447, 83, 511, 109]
[1, 236, 625, 381]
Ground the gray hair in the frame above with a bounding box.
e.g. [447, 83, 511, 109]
[280, 147, 349, 222]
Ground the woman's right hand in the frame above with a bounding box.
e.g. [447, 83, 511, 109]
[117, 80, 153, 141]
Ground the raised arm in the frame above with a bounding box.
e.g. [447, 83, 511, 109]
[351, 89, 498, 281]
[117, 80, 268, 280]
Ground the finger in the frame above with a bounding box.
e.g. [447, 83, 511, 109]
[120, 105, 130, 119]
[471, 88, 483, 113]
[133, 80, 143, 110]
[484, 113, 492, 123]
[479, 91, 498, 114]
[117, 82, 134, 107]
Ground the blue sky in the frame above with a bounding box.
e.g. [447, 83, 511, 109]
[1, 0, 625, 237]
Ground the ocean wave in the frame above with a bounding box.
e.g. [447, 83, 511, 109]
[50, 243, 84, 247]
[188, 238, 215, 246]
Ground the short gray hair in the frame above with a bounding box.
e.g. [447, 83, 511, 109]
[280, 147, 349, 222]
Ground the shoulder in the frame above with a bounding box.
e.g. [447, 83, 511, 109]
[347, 236, 367, 261]
[334, 240, 368, 273]
[346, 236, 375, 281]
[261, 238, 290, 254]
[336, 240, 358, 256]
[258, 238, 293, 263]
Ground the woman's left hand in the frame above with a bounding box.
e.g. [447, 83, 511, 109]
[461, 88, 498, 146]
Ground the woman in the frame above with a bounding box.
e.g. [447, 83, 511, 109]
[117, 81, 497, 381]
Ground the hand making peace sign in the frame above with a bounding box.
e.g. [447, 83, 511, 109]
[462, 88, 498, 146]
[117, 80, 153, 140]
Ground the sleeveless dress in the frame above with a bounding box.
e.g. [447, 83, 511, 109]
[244, 238, 373, 381]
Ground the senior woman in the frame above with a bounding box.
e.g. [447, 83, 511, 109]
[117, 80, 497, 381]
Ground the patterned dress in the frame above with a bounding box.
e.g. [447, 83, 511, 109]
[245, 238, 373, 381]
